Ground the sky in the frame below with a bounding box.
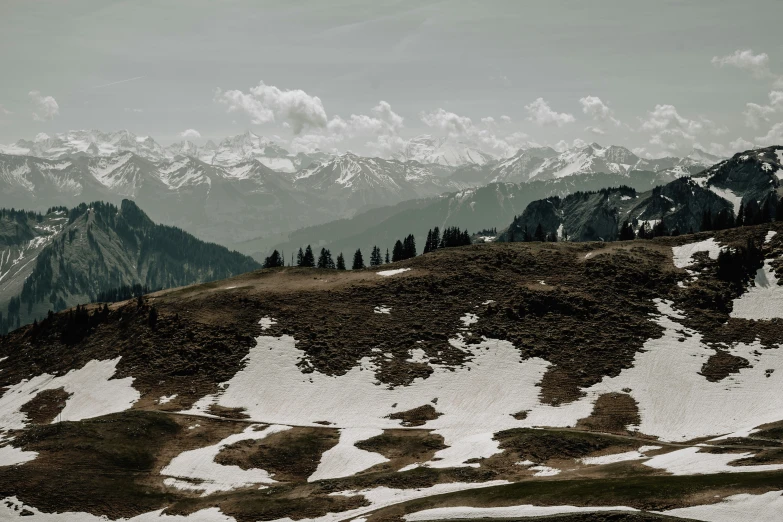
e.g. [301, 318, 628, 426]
[1, 0, 782, 159]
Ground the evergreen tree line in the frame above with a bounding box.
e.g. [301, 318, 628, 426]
[281, 227, 474, 273]
[94, 283, 159, 303]
[508, 222, 561, 243]
[423, 226, 472, 253]
[618, 194, 783, 242]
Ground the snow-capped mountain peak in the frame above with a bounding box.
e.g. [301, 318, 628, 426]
[393, 134, 496, 167]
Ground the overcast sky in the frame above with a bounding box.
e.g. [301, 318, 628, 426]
[1, 0, 782, 158]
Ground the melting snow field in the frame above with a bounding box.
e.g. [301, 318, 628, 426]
[672, 238, 723, 268]
[644, 447, 783, 475]
[0, 358, 139, 434]
[405, 505, 637, 520]
[377, 268, 411, 277]
[0, 444, 38, 467]
[662, 490, 783, 522]
[583, 300, 783, 442]
[579, 446, 661, 466]
[180, 296, 783, 480]
[184, 333, 593, 470]
[707, 186, 743, 211]
[308, 428, 388, 481]
[161, 424, 291, 496]
[0, 497, 236, 520]
[730, 260, 783, 319]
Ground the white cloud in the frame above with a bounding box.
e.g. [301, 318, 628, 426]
[500, 115, 512, 123]
[525, 98, 575, 127]
[215, 81, 328, 134]
[554, 138, 587, 152]
[743, 91, 783, 128]
[124, 108, 143, 113]
[372, 100, 404, 130]
[28, 91, 59, 121]
[639, 104, 722, 153]
[711, 49, 771, 79]
[755, 122, 783, 146]
[729, 137, 756, 152]
[0, 105, 13, 116]
[290, 101, 405, 156]
[180, 128, 201, 139]
[585, 126, 605, 135]
[420, 108, 532, 157]
[420, 108, 474, 134]
[744, 102, 776, 129]
[579, 95, 621, 126]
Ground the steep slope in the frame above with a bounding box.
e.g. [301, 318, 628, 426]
[0, 200, 259, 333]
[500, 146, 782, 242]
[0, 225, 782, 519]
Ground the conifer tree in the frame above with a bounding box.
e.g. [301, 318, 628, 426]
[431, 227, 440, 251]
[301, 245, 315, 267]
[403, 234, 416, 259]
[423, 229, 433, 254]
[296, 247, 305, 266]
[336, 253, 346, 270]
[700, 211, 713, 232]
[263, 250, 284, 268]
[385, 248, 390, 263]
[370, 246, 382, 266]
[317, 248, 335, 269]
[392, 240, 404, 262]
[352, 249, 365, 269]
[619, 221, 635, 241]
[737, 203, 745, 226]
[534, 223, 545, 242]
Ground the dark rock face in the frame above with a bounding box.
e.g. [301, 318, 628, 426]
[499, 146, 782, 243]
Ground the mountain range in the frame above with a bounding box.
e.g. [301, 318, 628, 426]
[0, 129, 724, 255]
[499, 146, 783, 242]
[0, 199, 259, 333]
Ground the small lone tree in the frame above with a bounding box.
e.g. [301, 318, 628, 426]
[533, 223, 546, 242]
[391, 240, 404, 262]
[370, 246, 382, 266]
[352, 249, 365, 269]
[263, 249, 284, 268]
[301, 245, 315, 267]
[336, 252, 346, 270]
[317, 248, 335, 269]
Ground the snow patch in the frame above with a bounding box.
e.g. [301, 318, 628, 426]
[377, 268, 411, 277]
[405, 505, 637, 521]
[663, 490, 783, 522]
[162, 424, 290, 496]
[730, 260, 783, 319]
[158, 394, 177, 405]
[672, 238, 723, 268]
[530, 465, 560, 476]
[374, 306, 392, 314]
[0, 358, 139, 434]
[0, 444, 38, 466]
[0, 497, 236, 520]
[579, 446, 661, 465]
[259, 316, 277, 330]
[644, 446, 783, 475]
[708, 186, 743, 211]
[308, 428, 388, 481]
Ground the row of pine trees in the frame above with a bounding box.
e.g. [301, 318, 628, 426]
[262, 227, 473, 270]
